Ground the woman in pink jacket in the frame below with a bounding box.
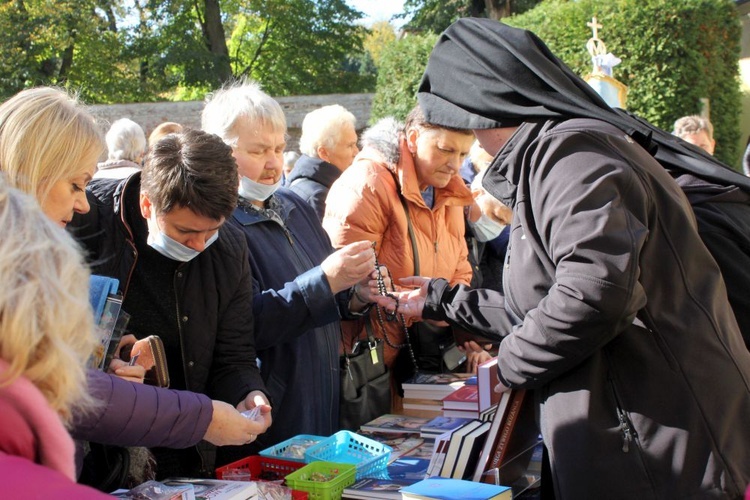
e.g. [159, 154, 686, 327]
[0, 180, 111, 498]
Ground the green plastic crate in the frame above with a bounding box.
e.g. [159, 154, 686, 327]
[284, 461, 356, 500]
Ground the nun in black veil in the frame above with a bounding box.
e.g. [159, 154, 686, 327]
[379, 18, 750, 499]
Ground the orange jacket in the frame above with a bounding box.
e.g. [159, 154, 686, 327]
[324, 139, 473, 367]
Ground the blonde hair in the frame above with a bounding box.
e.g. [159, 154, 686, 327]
[0, 87, 104, 204]
[148, 121, 183, 149]
[0, 177, 96, 422]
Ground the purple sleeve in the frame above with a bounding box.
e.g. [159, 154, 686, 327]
[70, 369, 213, 448]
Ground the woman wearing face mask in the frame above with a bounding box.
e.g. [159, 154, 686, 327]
[0, 87, 274, 487]
[323, 106, 491, 407]
[201, 80, 380, 464]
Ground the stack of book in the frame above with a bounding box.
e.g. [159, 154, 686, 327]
[401, 373, 474, 418]
[441, 385, 479, 419]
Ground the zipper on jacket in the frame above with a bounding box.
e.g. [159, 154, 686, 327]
[609, 377, 637, 453]
[617, 405, 634, 453]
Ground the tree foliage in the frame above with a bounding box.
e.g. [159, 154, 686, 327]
[369, 33, 438, 123]
[0, 0, 374, 102]
[509, 0, 742, 167]
[400, 0, 542, 34]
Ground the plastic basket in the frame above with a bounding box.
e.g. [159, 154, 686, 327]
[284, 461, 356, 500]
[304, 431, 391, 480]
[215, 455, 305, 481]
[259, 434, 326, 463]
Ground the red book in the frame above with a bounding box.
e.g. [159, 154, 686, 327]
[480, 389, 539, 484]
[477, 358, 501, 412]
[442, 385, 479, 411]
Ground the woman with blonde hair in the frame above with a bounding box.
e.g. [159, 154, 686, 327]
[0, 86, 267, 489]
[0, 179, 107, 497]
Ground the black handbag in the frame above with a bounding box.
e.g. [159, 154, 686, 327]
[339, 320, 391, 431]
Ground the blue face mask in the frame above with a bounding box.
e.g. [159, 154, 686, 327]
[147, 211, 219, 262]
[238, 175, 282, 202]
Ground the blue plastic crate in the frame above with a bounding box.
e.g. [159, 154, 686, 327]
[304, 431, 391, 480]
[259, 434, 326, 463]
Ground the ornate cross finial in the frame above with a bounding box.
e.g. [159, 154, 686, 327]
[586, 16, 606, 57]
[587, 16, 602, 40]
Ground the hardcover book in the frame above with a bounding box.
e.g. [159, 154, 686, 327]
[471, 391, 514, 482]
[426, 430, 453, 478]
[387, 456, 431, 482]
[476, 389, 540, 487]
[402, 373, 474, 400]
[359, 431, 425, 463]
[400, 477, 512, 500]
[442, 408, 480, 419]
[450, 420, 492, 480]
[343, 477, 412, 499]
[477, 358, 501, 412]
[441, 385, 479, 411]
[439, 419, 484, 478]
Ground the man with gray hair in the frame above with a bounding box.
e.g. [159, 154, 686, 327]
[672, 114, 715, 155]
[287, 104, 359, 221]
[201, 80, 378, 467]
[95, 118, 147, 179]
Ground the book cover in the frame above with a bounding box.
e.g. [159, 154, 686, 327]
[482, 389, 539, 486]
[477, 358, 501, 412]
[342, 477, 412, 499]
[451, 420, 491, 480]
[386, 456, 431, 482]
[402, 373, 474, 400]
[441, 385, 479, 411]
[401, 477, 512, 500]
[420, 416, 475, 438]
[438, 419, 483, 478]
[360, 414, 430, 435]
[401, 440, 435, 460]
[162, 478, 257, 500]
[359, 431, 424, 463]
[471, 391, 514, 482]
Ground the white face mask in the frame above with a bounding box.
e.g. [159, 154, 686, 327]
[468, 211, 506, 242]
[147, 211, 219, 262]
[238, 175, 282, 202]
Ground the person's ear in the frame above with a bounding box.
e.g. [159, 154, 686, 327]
[317, 145, 331, 163]
[406, 128, 419, 154]
[139, 192, 152, 220]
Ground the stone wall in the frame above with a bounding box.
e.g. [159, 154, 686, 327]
[88, 93, 375, 153]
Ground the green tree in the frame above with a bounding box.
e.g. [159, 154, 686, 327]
[509, 0, 742, 167]
[400, 0, 542, 34]
[0, 0, 373, 102]
[370, 33, 438, 123]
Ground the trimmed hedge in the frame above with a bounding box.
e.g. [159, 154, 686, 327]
[508, 0, 742, 168]
[370, 33, 438, 123]
[372, 0, 742, 167]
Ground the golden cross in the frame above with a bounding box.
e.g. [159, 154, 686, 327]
[587, 16, 603, 40]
